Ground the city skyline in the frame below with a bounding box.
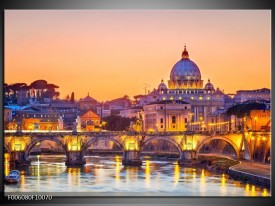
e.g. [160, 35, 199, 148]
[5, 10, 271, 101]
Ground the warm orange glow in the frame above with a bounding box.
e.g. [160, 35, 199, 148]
[174, 163, 180, 186]
[4, 153, 10, 176]
[5, 11, 270, 101]
[124, 138, 139, 151]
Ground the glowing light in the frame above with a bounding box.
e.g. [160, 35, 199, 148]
[4, 153, 10, 177]
[262, 188, 269, 196]
[199, 96, 203, 100]
[191, 96, 194, 100]
[174, 163, 180, 186]
[115, 157, 120, 184]
[125, 138, 139, 151]
[251, 185, 256, 196]
[145, 160, 150, 188]
[221, 174, 226, 187]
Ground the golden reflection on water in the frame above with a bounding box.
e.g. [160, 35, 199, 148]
[4, 153, 10, 176]
[221, 174, 226, 187]
[20, 171, 25, 190]
[68, 167, 81, 186]
[145, 160, 150, 188]
[251, 185, 256, 196]
[115, 156, 120, 186]
[200, 169, 206, 194]
[174, 162, 180, 186]
[262, 188, 268, 196]
[3, 154, 270, 196]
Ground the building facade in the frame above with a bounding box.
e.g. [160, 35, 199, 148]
[139, 46, 226, 132]
[143, 100, 191, 132]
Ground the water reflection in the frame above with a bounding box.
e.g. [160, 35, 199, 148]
[4, 153, 10, 176]
[145, 160, 150, 188]
[3, 153, 270, 196]
[115, 156, 120, 187]
[174, 163, 180, 186]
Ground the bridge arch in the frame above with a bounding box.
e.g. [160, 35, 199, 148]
[82, 136, 124, 153]
[140, 136, 182, 156]
[195, 136, 240, 159]
[24, 136, 67, 160]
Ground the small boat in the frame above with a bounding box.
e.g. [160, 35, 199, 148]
[5, 170, 20, 184]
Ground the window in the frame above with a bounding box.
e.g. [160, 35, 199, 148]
[160, 118, 163, 123]
[160, 106, 163, 109]
[185, 106, 187, 109]
[161, 125, 163, 128]
[185, 118, 187, 123]
[172, 116, 176, 124]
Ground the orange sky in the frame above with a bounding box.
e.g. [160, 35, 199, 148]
[5, 10, 271, 101]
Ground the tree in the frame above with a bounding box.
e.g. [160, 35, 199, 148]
[70, 92, 75, 103]
[103, 115, 135, 131]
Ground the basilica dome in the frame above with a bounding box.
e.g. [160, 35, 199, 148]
[170, 46, 201, 81]
[204, 79, 215, 90]
[158, 79, 167, 91]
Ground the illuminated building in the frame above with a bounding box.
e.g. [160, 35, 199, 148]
[139, 46, 225, 132]
[142, 100, 191, 132]
[245, 109, 271, 131]
[9, 110, 61, 130]
[80, 110, 100, 131]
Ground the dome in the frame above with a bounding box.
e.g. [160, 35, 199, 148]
[204, 79, 215, 90]
[158, 79, 167, 91]
[170, 46, 201, 81]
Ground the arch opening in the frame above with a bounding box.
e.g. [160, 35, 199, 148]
[82, 136, 124, 155]
[196, 137, 239, 159]
[25, 137, 67, 161]
[141, 136, 182, 157]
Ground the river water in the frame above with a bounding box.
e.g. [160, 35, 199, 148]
[4, 154, 270, 196]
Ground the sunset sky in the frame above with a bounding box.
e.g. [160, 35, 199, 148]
[5, 10, 271, 101]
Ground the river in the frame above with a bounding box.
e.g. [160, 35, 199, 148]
[4, 154, 270, 196]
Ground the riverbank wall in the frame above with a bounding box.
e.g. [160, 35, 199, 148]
[228, 167, 270, 188]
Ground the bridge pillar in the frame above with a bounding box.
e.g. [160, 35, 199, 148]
[122, 150, 142, 166]
[178, 150, 197, 165]
[65, 151, 86, 167]
[10, 151, 30, 167]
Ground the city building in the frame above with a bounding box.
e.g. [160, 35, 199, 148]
[78, 93, 98, 112]
[104, 95, 131, 115]
[245, 109, 271, 131]
[139, 46, 226, 132]
[4, 107, 12, 122]
[8, 109, 61, 130]
[119, 106, 143, 118]
[142, 100, 191, 132]
[234, 88, 270, 103]
[80, 110, 101, 131]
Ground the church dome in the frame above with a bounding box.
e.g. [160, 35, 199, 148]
[170, 46, 201, 81]
[204, 79, 215, 90]
[158, 79, 167, 91]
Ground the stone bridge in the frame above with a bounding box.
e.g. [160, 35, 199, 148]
[4, 130, 271, 167]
